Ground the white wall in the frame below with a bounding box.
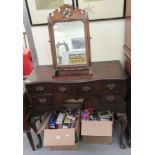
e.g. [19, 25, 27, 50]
[31, 19, 125, 66]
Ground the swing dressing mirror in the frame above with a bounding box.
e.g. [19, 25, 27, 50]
[48, 4, 92, 76]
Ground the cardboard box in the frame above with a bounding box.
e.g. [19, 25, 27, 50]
[81, 119, 113, 144]
[82, 136, 112, 144]
[49, 142, 79, 151]
[37, 113, 80, 149]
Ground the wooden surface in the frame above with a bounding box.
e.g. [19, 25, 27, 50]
[125, 0, 131, 17]
[25, 60, 127, 114]
[48, 4, 91, 75]
[24, 60, 128, 149]
[124, 18, 131, 52]
[25, 61, 127, 83]
[124, 0, 131, 147]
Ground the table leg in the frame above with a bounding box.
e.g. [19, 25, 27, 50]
[31, 123, 42, 149]
[39, 117, 42, 123]
[26, 131, 35, 151]
[125, 126, 131, 147]
[119, 115, 127, 149]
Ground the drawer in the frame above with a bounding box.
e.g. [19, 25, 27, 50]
[52, 84, 73, 93]
[31, 94, 53, 106]
[99, 93, 123, 104]
[26, 83, 47, 94]
[76, 82, 95, 93]
[95, 81, 123, 91]
[26, 83, 73, 94]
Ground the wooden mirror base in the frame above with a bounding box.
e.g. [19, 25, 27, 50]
[52, 67, 93, 77]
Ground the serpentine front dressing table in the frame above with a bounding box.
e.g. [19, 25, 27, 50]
[24, 60, 128, 149]
[24, 4, 128, 150]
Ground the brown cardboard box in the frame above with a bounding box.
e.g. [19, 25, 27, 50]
[82, 136, 112, 144]
[37, 102, 81, 150]
[37, 113, 80, 149]
[45, 116, 80, 147]
[81, 119, 113, 144]
[49, 142, 79, 151]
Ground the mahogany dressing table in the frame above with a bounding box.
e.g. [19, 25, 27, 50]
[24, 4, 128, 150]
[24, 60, 128, 149]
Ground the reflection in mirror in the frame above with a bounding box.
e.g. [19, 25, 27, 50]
[53, 21, 86, 66]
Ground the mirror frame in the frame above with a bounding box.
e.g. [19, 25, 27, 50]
[48, 4, 91, 76]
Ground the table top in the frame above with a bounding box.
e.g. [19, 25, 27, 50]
[25, 60, 127, 84]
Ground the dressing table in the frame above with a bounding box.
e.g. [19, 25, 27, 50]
[24, 4, 128, 150]
[25, 60, 128, 149]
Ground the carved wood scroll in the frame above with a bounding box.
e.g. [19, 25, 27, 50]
[48, 4, 88, 24]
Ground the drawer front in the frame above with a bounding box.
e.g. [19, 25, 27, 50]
[76, 80, 124, 94]
[95, 81, 123, 91]
[26, 84, 47, 94]
[52, 84, 73, 93]
[26, 83, 73, 94]
[76, 82, 95, 93]
[31, 94, 53, 106]
[99, 93, 123, 104]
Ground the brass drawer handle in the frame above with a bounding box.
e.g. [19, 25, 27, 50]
[106, 95, 115, 102]
[35, 86, 45, 91]
[107, 83, 116, 90]
[58, 87, 67, 92]
[82, 86, 91, 92]
[39, 98, 47, 104]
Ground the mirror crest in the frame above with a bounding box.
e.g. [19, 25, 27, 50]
[49, 4, 87, 22]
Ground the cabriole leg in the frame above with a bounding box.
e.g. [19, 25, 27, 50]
[119, 114, 127, 149]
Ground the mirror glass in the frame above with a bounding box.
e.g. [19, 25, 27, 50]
[53, 21, 86, 66]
